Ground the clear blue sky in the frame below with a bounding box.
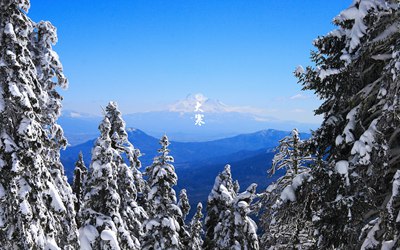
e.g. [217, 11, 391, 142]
[28, 0, 351, 123]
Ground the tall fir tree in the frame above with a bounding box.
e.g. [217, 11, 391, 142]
[0, 0, 79, 248]
[177, 189, 191, 247]
[284, 0, 400, 248]
[178, 189, 191, 221]
[211, 182, 259, 250]
[203, 164, 237, 250]
[260, 129, 315, 249]
[142, 135, 184, 250]
[105, 101, 146, 197]
[105, 101, 147, 242]
[72, 152, 87, 219]
[188, 202, 204, 250]
[232, 183, 259, 250]
[79, 117, 139, 250]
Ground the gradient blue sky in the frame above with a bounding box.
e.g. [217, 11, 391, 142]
[29, 0, 351, 123]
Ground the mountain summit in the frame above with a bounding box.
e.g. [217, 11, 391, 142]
[168, 93, 266, 115]
[169, 93, 231, 113]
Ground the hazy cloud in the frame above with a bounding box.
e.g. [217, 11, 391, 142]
[290, 93, 310, 100]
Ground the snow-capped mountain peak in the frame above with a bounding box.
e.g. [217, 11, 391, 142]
[168, 93, 258, 114]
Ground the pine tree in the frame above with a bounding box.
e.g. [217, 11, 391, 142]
[79, 117, 139, 250]
[72, 152, 87, 218]
[188, 203, 204, 250]
[210, 181, 259, 250]
[0, 1, 79, 248]
[178, 189, 191, 221]
[260, 129, 314, 248]
[177, 189, 191, 248]
[105, 101, 145, 197]
[232, 183, 259, 250]
[203, 164, 237, 250]
[142, 135, 183, 250]
[292, 0, 400, 248]
[270, 128, 312, 176]
[105, 101, 147, 241]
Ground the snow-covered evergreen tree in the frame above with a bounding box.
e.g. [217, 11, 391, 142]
[142, 135, 183, 249]
[105, 101, 147, 241]
[205, 168, 259, 250]
[188, 202, 204, 250]
[260, 129, 314, 248]
[79, 117, 139, 250]
[117, 160, 147, 245]
[177, 189, 191, 247]
[105, 101, 145, 197]
[270, 128, 313, 176]
[0, 0, 79, 248]
[178, 189, 191, 221]
[289, 0, 400, 248]
[203, 164, 237, 250]
[72, 152, 87, 217]
[232, 183, 259, 250]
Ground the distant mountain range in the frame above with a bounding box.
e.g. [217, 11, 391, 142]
[59, 94, 318, 145]
[60, 128, 310, 214]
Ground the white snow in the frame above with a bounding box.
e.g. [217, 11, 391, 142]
[377, 88, 387, 99]
[19, 199, 32, 216]
[335, 160, 350, 186]
[312, 215, 321, 222]
[4, 23, 15, 36]
[45, 237, 61, 250]
[0, 183, 5, 199]
[171, 234, 179, 246]
[361, 218, 380, 250]
[335, 160, 349, 175]
[292, 173, 310, 189]
[148, 186, 158, 200]
[0, 88, 5, 113]
[9, 82, 22, 98]
[279, 172, 311, 203]
[386, 170, 400, 218]
[234, 212, 243, 225]
[145, 219, 160, 231]
[335, 0, 384, 53]
[335, 194, 344, 202]
[79, 225, 99, 250]
[391, 170, 400, 197]
[295, 65, 304, 75]
[266, 183, 277, 193]
[381, 240, 395, 250]
[0, 207, 4, 228]
[280, 185, 296, 202]
[343, 105, 359, 143]
[18, 177, 31, 199]
[45, 182, 66, 212]
[100, 229, 120, 250]
[162, 217, 176, 231]
[335, 135, 344, 146]
[318, 68, 340, 80]
[18, 117, 36, 140]
[351, 119, 378, 165]
[11, 153, 21, 172]
[219, 184, 233, 202]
